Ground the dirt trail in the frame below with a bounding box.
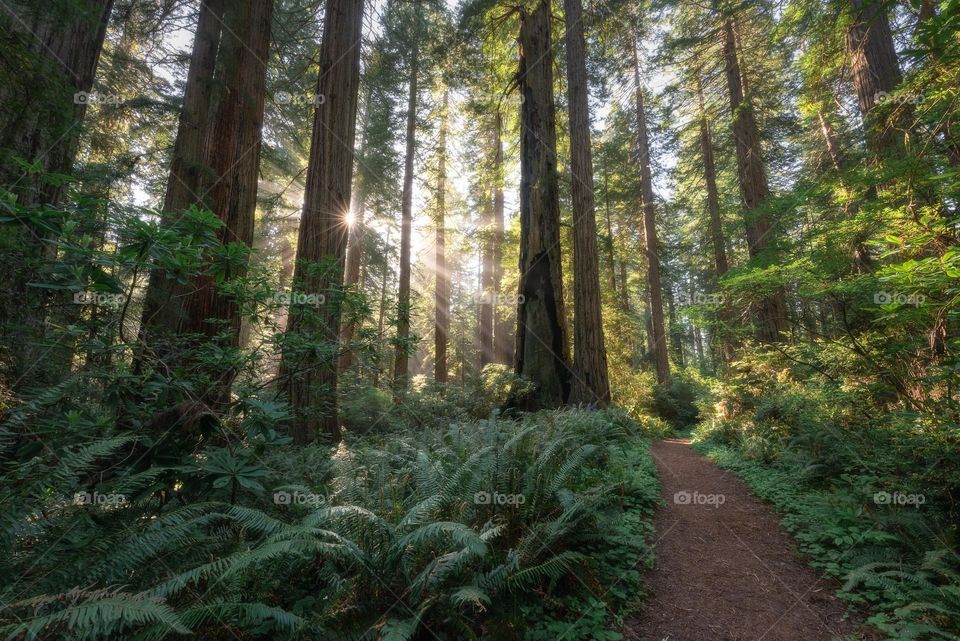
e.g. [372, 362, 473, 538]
[625, 438, 865, 641]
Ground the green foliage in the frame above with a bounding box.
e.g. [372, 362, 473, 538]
[1, 386, 661, 640]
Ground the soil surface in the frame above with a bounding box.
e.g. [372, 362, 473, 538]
[624, 438, 866, 641]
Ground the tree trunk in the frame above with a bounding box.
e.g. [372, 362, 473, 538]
[0, 0, 114, 203]
[509, 0, 571, 409]
[140, 0, 271, 409]
[0, 0, 113, 390]
[847, 0, 903, 154]
[696, 78, 728, 278]
[695, 76, 735, 363]
[393, 42, 418, 393]
[281, 0, 365, 444]
[602, 165, 618, 295]
[138, 0, 224, 349]
[338, 81, 376, 375]
[632, 35, 670, 384]
[435, 89, 449, 382]
[564, 0, 610, 406]
[478, 121, 495, 369]
[492, 111, 511, 365]
[722, 16, 787, 343]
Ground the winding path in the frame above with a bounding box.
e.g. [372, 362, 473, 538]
[625, 439, 866, 641]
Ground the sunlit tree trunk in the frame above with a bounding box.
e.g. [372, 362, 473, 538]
[393, 42, 418, 393]
[338, 81, 376, 375]
[632, 34, 670, 384]
[492, 111, 511, 365]
[509, 0, 571, 409]
[479, 121, 495, 369]
[847, 0, 903, 154]
[435, 89, 450, 382]
[281, 0, 365, 444]
[722, 16, 787, 343]
[564, 0, 610, 405]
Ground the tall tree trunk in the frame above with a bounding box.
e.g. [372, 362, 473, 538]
[184, 0, 272, 406]
[393, 42, 418, 393]
[478, 120, 495, 369]
[0, 0, 114, 390]
[138, 0, 224, 351]
[435, 89, 450, 382]
[632, 35, 670, 384]
[846, 0, 903, 154]
[492, 111, 511, 365]
[564, 0, 610, 405]
[695, 76, 735, 363]
[602, 165, 618, 294]
[696, 78, 728, 278]
[281, 0, 365, 444]
[338, 81, 376, 375]
[509, 0, 571, 409]
[0, 0, 114, 202]
[722, 16, 787, 343]
[619, 257, 630, 311]
[139, 0, 271, 409]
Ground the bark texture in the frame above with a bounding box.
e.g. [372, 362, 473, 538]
[509, 0, 571, 409]
[723, 17, 787, 343]
[393, 42, 418, 392]
[435, 90, 449, 382]
[564, 0, 610, 405]
[281, 0, 365, 443]
[846, 0, 903, 153]
[492, 111, 511, 365]
[632, 36, 670, 384]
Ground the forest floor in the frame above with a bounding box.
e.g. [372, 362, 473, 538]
[624, 438, 868, 641]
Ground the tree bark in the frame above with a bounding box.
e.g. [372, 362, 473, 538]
[0, 0, 114, 203]
[478, 120, 495, 369]
[338, 81, 376, 375]
[393, 41, 418, 393]
[0, 0, 114, 390]
[847, 0, 903, 154]
[722, 16, 787, 343]
[509, 0, 571, 409]
[435, 89, 450, 382]
[564, 0, 610, 405]
[281, 0, 365, 444]
[138, 0, 225, 350]
[632, 34, 670, 384]
[492, 111, 511, 365]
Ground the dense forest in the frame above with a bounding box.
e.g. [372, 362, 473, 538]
[1, 0, 958, 639]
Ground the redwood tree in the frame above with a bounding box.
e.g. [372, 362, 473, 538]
[722, 16, 787, 343]
[632, 34, 670, 384]
[509, 0, 571, 409]
[281, 0, 365, 443]
[564, 0, 611, 405]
